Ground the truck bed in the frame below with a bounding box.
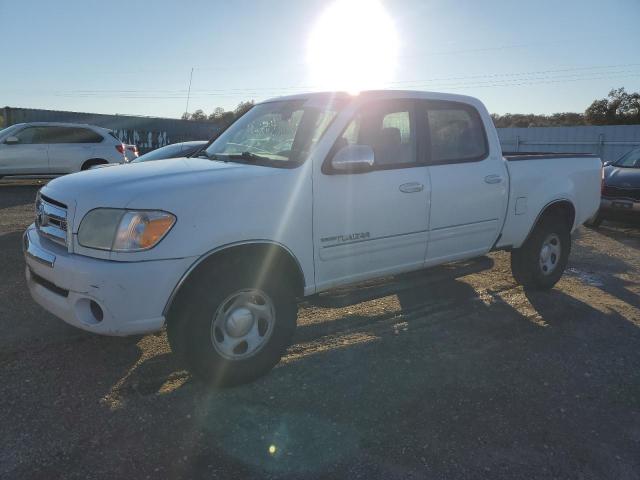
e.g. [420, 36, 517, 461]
[496, 152, 602, 249]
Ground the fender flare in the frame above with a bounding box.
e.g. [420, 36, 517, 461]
[520, 198, 576, 247]
[162, 239, 306, 317]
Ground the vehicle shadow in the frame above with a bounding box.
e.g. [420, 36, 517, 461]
[570, 237, 640, 308]
[306, 256, 494, 309]
[177, 285, 638, 479]
[0, 228, 148, 477]
[4, 218, 639, 478]
[0, 231, 84, 351]
[592, 219, 640, 251]
[30, 275, 635, 479]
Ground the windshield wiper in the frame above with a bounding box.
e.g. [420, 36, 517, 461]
[226, 151, 270, 162]
[194, 152, 226, 162]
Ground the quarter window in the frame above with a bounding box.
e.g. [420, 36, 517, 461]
[426, 104, 488, 164]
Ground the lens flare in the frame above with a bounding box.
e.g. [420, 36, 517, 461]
[307, 0, 399, 94]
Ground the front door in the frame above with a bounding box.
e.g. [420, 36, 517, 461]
[0, 126, 49, 175]
[313, 99, 431, 291]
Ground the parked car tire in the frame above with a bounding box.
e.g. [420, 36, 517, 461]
[584, 213, 603, 229]
[167, 257, 297, 386]
[510, 214, 571, 290]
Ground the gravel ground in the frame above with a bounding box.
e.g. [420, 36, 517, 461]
[1, 179, 639, 479]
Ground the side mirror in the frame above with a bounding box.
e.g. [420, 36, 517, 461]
[603, 161, 612, 167]
[331, 144, 374, 173]
[4, 136, 19, 145]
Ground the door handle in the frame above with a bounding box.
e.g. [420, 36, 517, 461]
[399, 182, 424, 193]
[484, 174, 503, 184]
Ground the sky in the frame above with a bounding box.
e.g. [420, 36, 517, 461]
[2, 0, 639, 119]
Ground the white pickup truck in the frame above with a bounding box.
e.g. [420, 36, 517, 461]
[23, 91, 602, 385]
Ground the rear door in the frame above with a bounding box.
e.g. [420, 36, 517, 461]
[0, 126, 49, 174]
[45, 127, 102, 173]
[423, 100, 508, 265]
[313, 99, 431, 290]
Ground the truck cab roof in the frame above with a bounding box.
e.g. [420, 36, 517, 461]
[264, 89, 485, 108]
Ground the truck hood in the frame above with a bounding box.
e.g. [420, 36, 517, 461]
[40, 157, 283, 229]
[604, 165, 640, 189]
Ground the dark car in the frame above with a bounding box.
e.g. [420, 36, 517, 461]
[131, 141, 208, 163]
[90, 141, 209, 170]
[590, 147, 640, 226]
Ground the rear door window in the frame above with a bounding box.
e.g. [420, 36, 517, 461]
[425, 102, 488, 164]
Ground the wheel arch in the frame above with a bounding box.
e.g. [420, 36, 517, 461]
[163, 240, 306, 318]
[81, 158, 108, 170]
[523, 199, 576, 246]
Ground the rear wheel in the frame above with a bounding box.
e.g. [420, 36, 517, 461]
[511, 215, 571, 290]
[167, 259, 297, 386]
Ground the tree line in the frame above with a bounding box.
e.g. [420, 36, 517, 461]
[181, 101, 255, 125]
[493, 88, 640, 127]
[182, 88, 640, 128]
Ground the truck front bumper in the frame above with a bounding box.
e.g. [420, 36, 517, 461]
[23, 225, 195, 336]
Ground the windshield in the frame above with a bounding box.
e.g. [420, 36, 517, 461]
[614, 148, 640, 168]
[0, 124, 21, 140]
[204, 99, 341, 167]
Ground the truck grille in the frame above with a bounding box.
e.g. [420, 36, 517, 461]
[35, 193, 68, 246]
[602, 185, 640, 202]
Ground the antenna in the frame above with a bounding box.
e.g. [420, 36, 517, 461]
[184, 67, 194, 118]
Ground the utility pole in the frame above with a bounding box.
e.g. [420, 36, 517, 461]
[184, 67, 194, 118]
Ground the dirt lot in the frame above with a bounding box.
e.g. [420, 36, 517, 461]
[1, 179, 639, 479]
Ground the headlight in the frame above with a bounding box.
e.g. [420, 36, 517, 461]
[78, 209, 176, 251]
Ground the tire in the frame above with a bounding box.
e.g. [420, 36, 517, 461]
[510, 214, 571, 290]
[584, 214, 603, 229]
[167, 257, 298, 386]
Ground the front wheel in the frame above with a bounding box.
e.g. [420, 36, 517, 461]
[167, 260, 297, 386]
[510, 215, 571, 290]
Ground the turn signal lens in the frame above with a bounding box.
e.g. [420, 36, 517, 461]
[113, 211, 176, 251]
[141, 216, 175, 248]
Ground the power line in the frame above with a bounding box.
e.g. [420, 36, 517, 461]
[51, 70, 640, 100]
[47, 63, 640, 99]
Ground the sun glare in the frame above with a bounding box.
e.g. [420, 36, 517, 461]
[307, 0, 399, 94]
